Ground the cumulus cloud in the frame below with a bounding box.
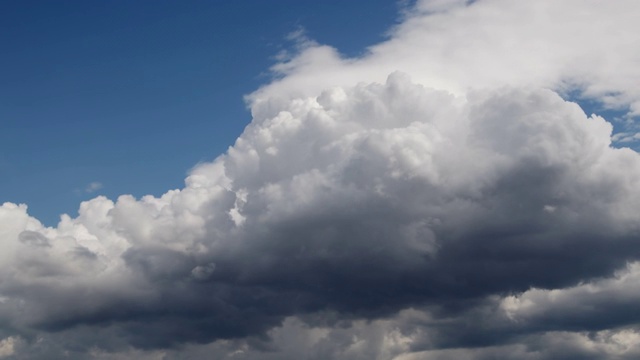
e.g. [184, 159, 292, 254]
[2, 0, 640, 359]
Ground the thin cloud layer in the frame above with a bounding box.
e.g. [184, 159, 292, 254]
[2, 0, 640, 359]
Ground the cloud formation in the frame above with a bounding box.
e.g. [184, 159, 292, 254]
[2, 0, 640, 358]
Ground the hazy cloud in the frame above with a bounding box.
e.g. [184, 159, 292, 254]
[73, 182, 103, 196]
[84, 182, 103, 194]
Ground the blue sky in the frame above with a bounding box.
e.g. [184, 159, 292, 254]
[1, 1, 401, 226]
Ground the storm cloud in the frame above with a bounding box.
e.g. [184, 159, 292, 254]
[2, 0, 640, 359]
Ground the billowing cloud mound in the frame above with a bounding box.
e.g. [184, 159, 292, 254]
[2, 0, 640, 359]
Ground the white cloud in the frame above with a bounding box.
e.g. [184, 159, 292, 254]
[73, 181, 104, 196]
[251, 0, 640, 118]
[85, 181, 103, 193]
[613, 132, 640, 143]
[2, 1, 640, 359]
[0, 337, 17, 358]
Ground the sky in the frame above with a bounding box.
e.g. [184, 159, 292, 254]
[2, 0, 640, 359]
[0, 0, 400, 226]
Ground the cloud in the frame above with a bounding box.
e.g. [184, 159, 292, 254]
[253, 0, 640, 117]
[613, 132, 640, 144]
[73, 181, 104, 196]
[84, 182, 103, 194]
[0, 337, 17, 358]
[2, 0, 640, 359]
